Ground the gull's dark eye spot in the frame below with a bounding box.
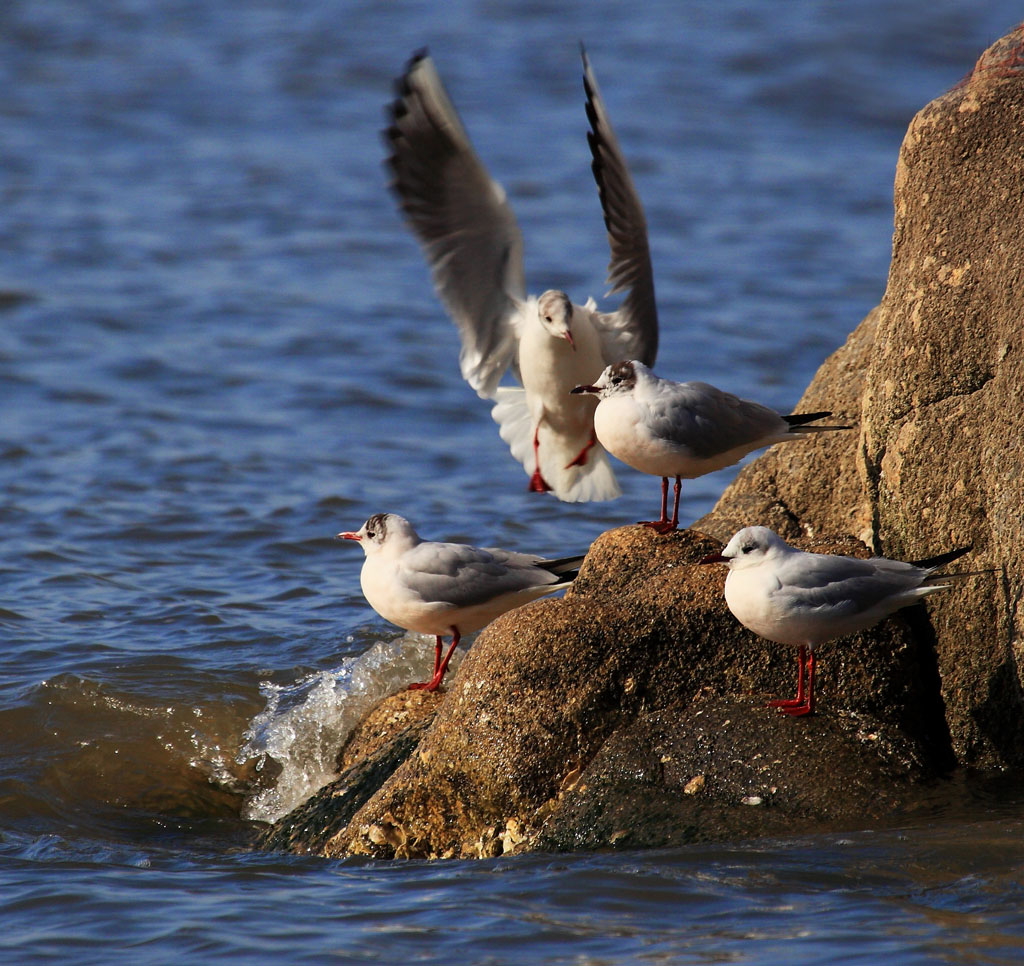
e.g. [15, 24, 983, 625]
[610, 376, 621, 385]
[366, 530, 376, 539]
[741, 543, 756, 554]
[544, 315, 552, 322]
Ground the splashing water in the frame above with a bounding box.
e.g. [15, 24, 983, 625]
[237, 633, 462, 824]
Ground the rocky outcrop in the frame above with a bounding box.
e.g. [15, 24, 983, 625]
[266, 528, 950, 859]
[535, 691, 935, 853]
[257, 690, 442, 854]
[699, 25, 1024, 770]
[694, 306, 879, 546]
[260, 26, 1024, 857]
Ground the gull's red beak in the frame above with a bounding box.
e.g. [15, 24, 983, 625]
[337, 531, 361, 541]
[563, 331, 576, 350]
[699, 552, 729, 565]
[571, 384, 598, 394]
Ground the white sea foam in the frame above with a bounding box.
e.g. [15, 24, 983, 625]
[237, 633, 460, 824]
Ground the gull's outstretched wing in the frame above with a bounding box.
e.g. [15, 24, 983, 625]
[385, 51, 526, 397]
[583, 48, 658, 368]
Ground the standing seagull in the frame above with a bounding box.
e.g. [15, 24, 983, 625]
[701, 526, 973, 716]
[572, 360, 846, 532]
[338, 513, 584, 691]
[385, 49, 658, 502]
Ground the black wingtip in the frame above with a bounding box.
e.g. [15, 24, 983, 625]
[782, 410, 832, 426]
[381, 93, 407, 159]
[544, 553, 587, 579]
[582, 53, 597, 102]
[393, 50, 429, 97]
[389, 60, 416, 106]
[911, 545, 974, 570]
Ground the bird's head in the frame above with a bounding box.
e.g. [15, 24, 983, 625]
[337, 513, 418, 556]
[700, 526, 790, 570]
[571, 359, 639, 398]
[537, 290, 575, 349]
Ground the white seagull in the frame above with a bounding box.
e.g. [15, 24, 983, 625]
[338, 513, 585, 691]
[385, 48, 658, 502]
[701, 526, 974, 716]
[572, 360, 847, 532]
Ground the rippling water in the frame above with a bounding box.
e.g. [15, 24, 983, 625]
[3, 0, 1023, 962]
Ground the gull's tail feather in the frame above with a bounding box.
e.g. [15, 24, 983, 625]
[492, 385, 535, 473]
[924, 569, 995, 587]
[910, 544, 995, 588]
[783, 410, 852, 433]
[783, 410, 832, 425]
[549, 444, 622, 503]
[491, 388, 622, 503]
[541, 553, 587, 583]
[910, 545, 995, 589]
[912, 544, 973, 571]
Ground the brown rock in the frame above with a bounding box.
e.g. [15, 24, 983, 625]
[336, 689, 443, 772]
[314, 528, 949, 859]
[701, 24, 1024, 769]
[862, 28, 1024, 769]
[537, 693, 934, 852]
[257, 690, 441, 854]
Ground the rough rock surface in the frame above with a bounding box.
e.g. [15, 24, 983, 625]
[268, 528, 950, 859]
[699, 25, 1024, 769]
[536, 692, 935, 853]
[257, 690, 442, 854]
[260, 26, 1024, 857]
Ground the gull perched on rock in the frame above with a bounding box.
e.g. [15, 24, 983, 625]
[572, 360, 847, 532]
[385, 48, 658, 502]
[701, 526, 974, 716]
[338, 513, 585, 691]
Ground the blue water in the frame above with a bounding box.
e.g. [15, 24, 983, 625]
[3, 0, 1023, 962]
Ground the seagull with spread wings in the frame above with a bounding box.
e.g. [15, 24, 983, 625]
[385, 48, 658, 502]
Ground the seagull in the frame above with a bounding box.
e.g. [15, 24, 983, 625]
[338, 513, 585, 691]
[384, 48, 658, 502]
[572, 360, 848, 532]
[700, 526, 974, 716]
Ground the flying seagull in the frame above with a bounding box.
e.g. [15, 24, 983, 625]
[385, 48, 658, 501]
